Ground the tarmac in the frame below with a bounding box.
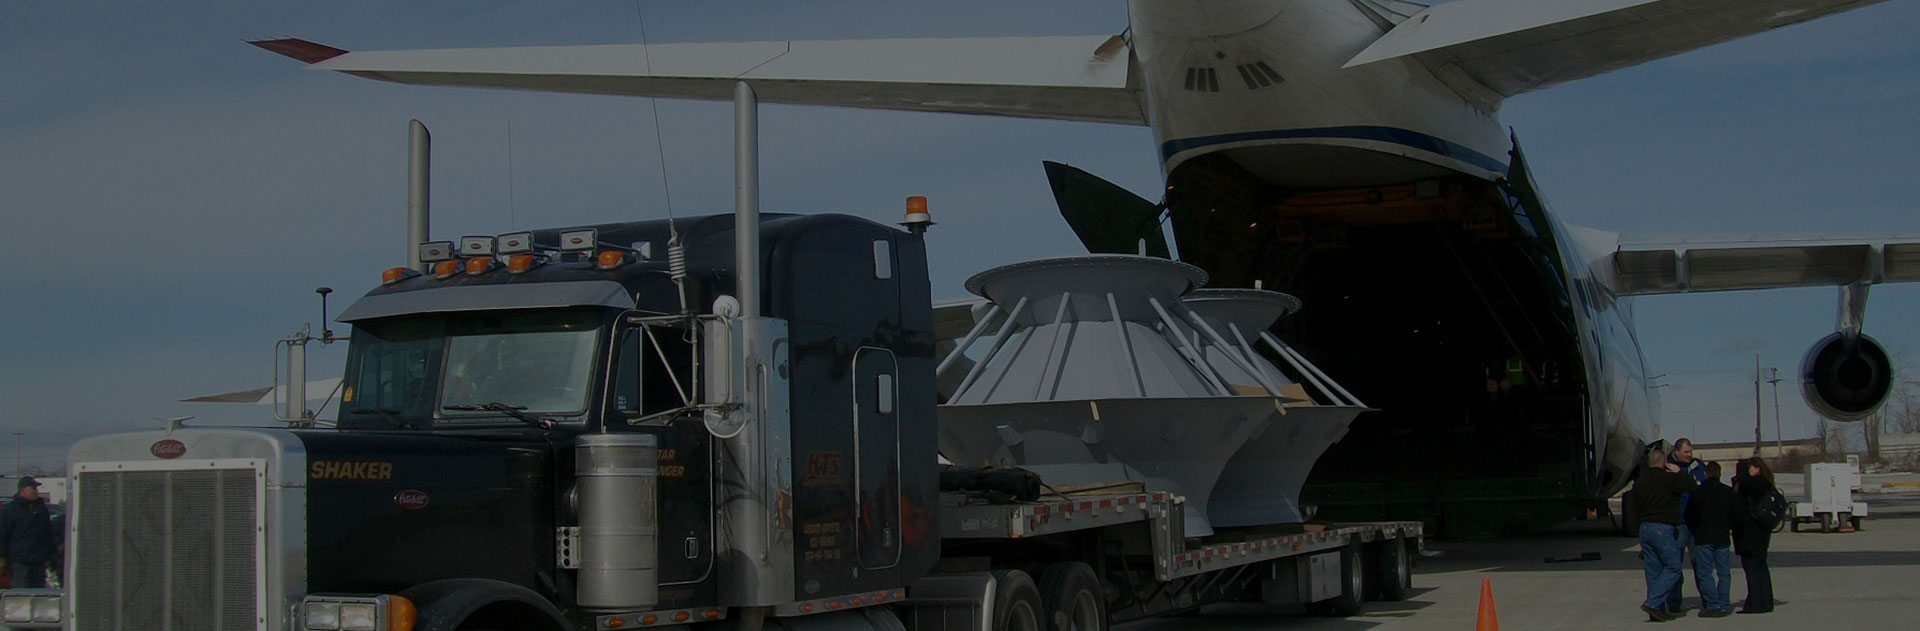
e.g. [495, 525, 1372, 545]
[1122, 473, 1920, 630]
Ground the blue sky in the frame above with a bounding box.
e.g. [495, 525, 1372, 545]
[3, 1, 1918, 471]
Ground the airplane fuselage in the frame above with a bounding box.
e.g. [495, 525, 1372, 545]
[1124, 0, 1657, 526]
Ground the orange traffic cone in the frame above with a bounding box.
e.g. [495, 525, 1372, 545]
[1476, 577, 1500, 631]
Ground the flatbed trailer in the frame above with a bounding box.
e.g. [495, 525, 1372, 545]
[891, 490, 1422, 630]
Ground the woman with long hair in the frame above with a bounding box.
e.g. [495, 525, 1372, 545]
[1731, 457, 1775, 613]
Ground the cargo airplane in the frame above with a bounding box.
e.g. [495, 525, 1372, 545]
[254, 0, 1920, 535]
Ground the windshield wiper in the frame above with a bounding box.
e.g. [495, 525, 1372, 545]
[347, 407, 412, 429]
[443, 402, 556, 430]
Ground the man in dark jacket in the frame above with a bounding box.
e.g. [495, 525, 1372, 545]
[1632, 449, 1698, 621]
[1664, 438, 1707, 613]
[1684, 461, 1739, 617]
[0, 477, 57, 588]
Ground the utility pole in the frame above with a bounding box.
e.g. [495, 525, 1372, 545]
[1768, 367, 1784, 455]
[10, 432, 20, 477]
[1753, 354, 1763, 457]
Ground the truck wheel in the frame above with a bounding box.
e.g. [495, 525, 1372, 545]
[991, 569, 1045, 631]
[1306, 543, 1365, 616]
[1375, 538, 1412, 601]
[1037, 562, 1105, 631]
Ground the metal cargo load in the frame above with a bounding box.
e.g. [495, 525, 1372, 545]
[935, 255, 1286, 536]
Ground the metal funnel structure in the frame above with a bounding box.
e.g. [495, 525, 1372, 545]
[937, 255, 1284, 536]
[1183, 289, 1371, 527]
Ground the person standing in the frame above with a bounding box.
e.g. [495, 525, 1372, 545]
[1632, 448, 1699, 622]
[1685, 461, 1739, 617]
[0, 477, 57, 588]
[1732, 458, 1777, 614]
[1665, 438, 1706, 613]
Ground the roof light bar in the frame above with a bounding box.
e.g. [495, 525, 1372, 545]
[498, 232, 534, 255]
[419, 241, 455, 263]
[559, 229, 597, 252]
[460, 236, 496, 257]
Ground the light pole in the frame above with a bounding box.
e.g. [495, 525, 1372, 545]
[11, 432, 20, 477]
[1753, 354, 1763, 457]
[1768, 368, 1783, 455]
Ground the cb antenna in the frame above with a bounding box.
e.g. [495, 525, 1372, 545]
[633, 1, 691, 315]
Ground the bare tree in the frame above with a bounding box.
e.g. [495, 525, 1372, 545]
[1893, 379, 1920, 435]
[1863, 409, 1884, 461]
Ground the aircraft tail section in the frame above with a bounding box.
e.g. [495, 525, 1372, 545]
[1043, 161, 1170, 258]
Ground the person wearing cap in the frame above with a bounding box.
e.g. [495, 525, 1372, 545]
[0, 477, 57, 588]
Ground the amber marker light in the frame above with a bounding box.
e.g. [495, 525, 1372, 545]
[386, 596, 417, 631]
[506, 254, 539, 274]
[671, 611, 690, 623]
[639, 614, 658, 625]
[606, 618, 625, 629]
[464, 256, 495, 275]
[702, 609, 720, 620]
[382, 267, 418, 285]
[596, 250, 628, 270]
[431, 260, 462, 280]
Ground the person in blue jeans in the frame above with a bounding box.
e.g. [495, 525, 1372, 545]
[1665, 438, 1706, 613]
[1632, 448, 1698, 622]
[1685, 461, 1740, 617]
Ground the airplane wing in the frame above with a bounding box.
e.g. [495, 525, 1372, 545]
[1587, 231, 1920, 296]
[1346, 0, 1890, 99]
[250, 35, 1144, 125]
[182, 378, 344, 404]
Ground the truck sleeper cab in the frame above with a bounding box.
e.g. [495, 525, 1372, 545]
[52, 213, 940, 631]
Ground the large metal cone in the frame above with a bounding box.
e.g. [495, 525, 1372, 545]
[1209, 406, 1364, 526]
[1184, 288, 1367, 527]
[940, 256, 1285, 536]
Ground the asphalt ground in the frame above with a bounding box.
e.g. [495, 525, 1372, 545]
[1122, 481, 1920, 630]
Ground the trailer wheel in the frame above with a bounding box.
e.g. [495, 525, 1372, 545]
[1306, 543, 1365, 617]
[1375, 537, 1413, 601]
[1037, 562, 1105, 631]
[991, 569, 1045, 631]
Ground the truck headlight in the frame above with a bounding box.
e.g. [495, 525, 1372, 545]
[32, 596, 59, 623]
[301, 595, 414, 631]
[303, 602, 341, 630]
[339, 603, 378, 631]
[1, 590, 62, 626]
[2, 597, 30, 623]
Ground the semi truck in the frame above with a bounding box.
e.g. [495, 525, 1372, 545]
[5, 89, 1422, 631]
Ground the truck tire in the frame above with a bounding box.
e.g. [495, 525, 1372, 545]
[1037, 562, 1105, 631]
[991, 569, 1045, 631]
[1375, 537, 1413, 601]
[1305, 543, 1365, 617]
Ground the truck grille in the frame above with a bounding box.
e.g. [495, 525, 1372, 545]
[75, 467, 262, 631]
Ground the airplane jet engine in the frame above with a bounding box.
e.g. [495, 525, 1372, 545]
[1801, 331, 1894, 422]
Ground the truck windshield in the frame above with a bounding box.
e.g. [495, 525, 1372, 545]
[340, 309, 604, 428]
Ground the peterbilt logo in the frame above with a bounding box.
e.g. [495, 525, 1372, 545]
[150, 439, 186, 459]
[395, 490, 429, 510]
